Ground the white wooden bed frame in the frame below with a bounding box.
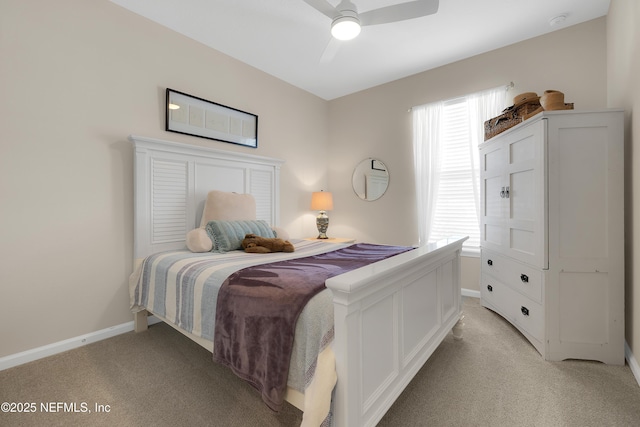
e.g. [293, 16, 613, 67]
[129, 135, 467, 427]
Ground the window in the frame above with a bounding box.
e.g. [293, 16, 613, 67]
[412, 86, 508, 255]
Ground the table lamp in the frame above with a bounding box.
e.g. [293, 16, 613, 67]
[310, 191, 333, 239]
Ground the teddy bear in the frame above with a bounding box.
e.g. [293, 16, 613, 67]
[241, 233, 295, 254]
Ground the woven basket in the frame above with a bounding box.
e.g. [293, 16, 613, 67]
[484, 98, 543, 140]
[484, 110, 522, 140]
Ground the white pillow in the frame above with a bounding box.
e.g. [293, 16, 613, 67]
[186, 228, 213, 252]
[199, 190, 256, 226]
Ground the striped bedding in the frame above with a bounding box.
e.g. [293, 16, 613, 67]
[129, 239, 349, 395]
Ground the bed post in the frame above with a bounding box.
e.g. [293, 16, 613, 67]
[134, 310, 149, 333]
[452, 314, 465, 340]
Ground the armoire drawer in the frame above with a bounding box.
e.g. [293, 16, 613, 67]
[481, 250, 543, 303]
[481, 273, 505, 310]
[481, 273, 544, 343]
[510, 292, 544, 343]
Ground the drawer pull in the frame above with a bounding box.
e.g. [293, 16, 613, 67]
[521, 306, 529, 316]
[487, 284, 493, 292]
[520, 274, 529, 283]
[487, 259, 493, 266]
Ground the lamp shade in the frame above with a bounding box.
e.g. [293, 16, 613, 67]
[311, 191, 334, 211]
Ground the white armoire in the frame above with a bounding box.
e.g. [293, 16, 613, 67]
[479, 109, 624, 365]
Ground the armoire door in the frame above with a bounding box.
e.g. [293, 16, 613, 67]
[504, 119, 547, 268]
[480, 119, 547, 268]
[480, 140, 505, 253]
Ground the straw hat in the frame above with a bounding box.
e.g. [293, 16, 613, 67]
[513, 92, 540, 108]
[540, 90, 565, 110]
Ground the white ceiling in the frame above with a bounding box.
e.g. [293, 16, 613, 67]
[110, 0, 610, 100]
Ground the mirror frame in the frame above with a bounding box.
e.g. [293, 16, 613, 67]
[352, 158, 389, 201]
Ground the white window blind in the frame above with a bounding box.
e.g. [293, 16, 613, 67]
[413, 86, 508, 255]
[428, 98, 480, 247]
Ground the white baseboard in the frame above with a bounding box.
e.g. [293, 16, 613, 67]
[625, 341, 640, 387]
[0, 315, 161, 372]
[462, 288, 481, 299]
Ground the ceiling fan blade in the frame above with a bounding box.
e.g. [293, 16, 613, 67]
[302, 0, 339, 19]
[319, 37, 341, 64]
[359, 0, 439, 26]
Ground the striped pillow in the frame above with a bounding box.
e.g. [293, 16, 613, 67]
[205, 220, 275, 253]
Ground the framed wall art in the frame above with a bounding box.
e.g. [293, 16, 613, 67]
[165, 88, 258, 148]
[371, 159, 387, 171]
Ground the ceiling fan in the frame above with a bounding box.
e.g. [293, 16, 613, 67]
[303, 0, 440, 41]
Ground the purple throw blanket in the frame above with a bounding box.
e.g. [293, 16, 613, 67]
[212, 243, 413, 411]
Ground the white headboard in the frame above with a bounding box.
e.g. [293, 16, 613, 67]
[129, 135, 284, 259]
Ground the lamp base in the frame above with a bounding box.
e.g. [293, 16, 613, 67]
[316, 211, 329, 240]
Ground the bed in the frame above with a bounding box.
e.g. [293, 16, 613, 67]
[128, 134, 467, 426]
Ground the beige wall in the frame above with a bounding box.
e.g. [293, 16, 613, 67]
[0, 0, 329, 358]
[327, 18, 608, 292]
[607, 0, 640, 365]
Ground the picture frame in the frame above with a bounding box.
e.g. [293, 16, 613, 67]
[371, 159, 386, 171]
[165, 88, 258, 148]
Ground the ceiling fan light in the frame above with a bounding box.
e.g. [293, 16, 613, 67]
[331, 15, 361, 40]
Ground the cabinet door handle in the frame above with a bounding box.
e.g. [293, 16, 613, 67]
[487, 285, 493, 292]
[487, 259, 493, 266]
[505, 186, 510, 198]
[521, 306, 529, 316]
[520, 274, 529, 283]
[500, 187, 505, 198]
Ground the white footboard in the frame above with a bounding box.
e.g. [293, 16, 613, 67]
[326, 237, 467, 427]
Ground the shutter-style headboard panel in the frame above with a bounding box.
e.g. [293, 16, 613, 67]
[130, 135, 283, 259]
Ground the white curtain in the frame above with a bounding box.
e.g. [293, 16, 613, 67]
[467, 87, 510, 238]
[412, 101, 443, 247]
[413, 86, 508, 250]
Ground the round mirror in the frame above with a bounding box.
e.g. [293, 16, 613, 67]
[352, 158, 389, 201]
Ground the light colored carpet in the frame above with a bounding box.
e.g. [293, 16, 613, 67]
[378, 299, 640, 426]
[1, 298, 639, 426]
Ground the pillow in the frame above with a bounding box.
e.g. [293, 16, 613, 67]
[187, 191, 258, 253]
[185, 191, 289, 253]
[199, 191, 256, 227]
[205, 219, 276, 253]
[271, 226, 290, 241]
[186, 228, 213, 252]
